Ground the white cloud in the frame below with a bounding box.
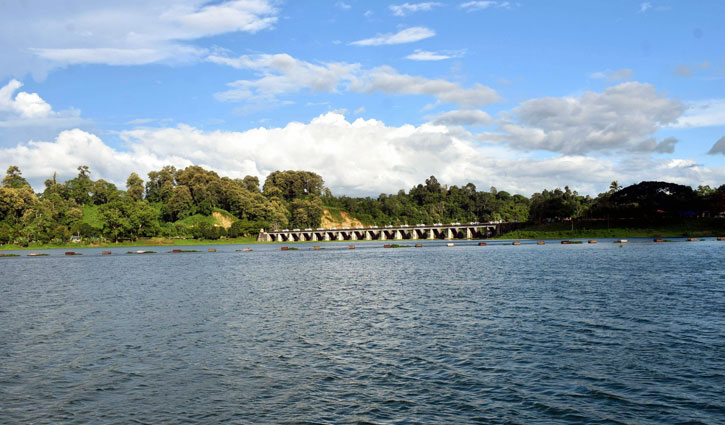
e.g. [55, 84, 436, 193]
[672, 99, 725, 128]
[589, 68, 634, 83]
[390, 2, 442, 16]
[350, 66, 500, 108]
[428, 109, 493, 126]
[335, 1, 352, 10]
[496, 82, 685, 154]
[1, 0, 278, 76]
[708, 136, 725, 155]
[350, 27, 435, 46]
[208, 54, 359, 102]
[211, 54, 500, 108]
[459, 1, 514, 12]
[406, 50, 456, 61]
[640, 2, 652, 12]
[0, 80, 53, 119]
[4, 113, 722, 198]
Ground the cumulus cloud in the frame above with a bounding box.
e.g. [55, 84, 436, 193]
[496, 82, 686, 154]
[708, 136, 725, 155]
[589, 68, 634, 83]
[350, 27, 435, 46]
[390, 2, 442, 16]
[211, 54, 500, 108]
[1, 0, 278, 76]
[428, 109, 493, 126]
[459, 1, 514, 12]
[4, 113, 723, 197]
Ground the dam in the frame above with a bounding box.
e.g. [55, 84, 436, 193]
[257, 222, 514, 242]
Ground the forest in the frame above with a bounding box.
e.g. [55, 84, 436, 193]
[1, 165, 724, 246]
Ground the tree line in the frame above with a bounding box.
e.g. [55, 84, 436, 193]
[1, 165, 723, 245]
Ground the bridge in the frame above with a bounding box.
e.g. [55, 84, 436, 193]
[257, 222, 516, 242]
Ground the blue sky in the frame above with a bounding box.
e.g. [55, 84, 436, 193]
[1, 0, 724, 196]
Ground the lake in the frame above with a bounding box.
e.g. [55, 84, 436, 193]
[1, 239, 724, 424]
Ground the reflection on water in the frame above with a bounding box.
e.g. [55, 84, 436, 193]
[1, 239, 724, 423]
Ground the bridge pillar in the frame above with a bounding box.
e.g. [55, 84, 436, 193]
[380, 231, 387, 241]
[466, 228, 472, 239]
[350, 232, 357, 241]
[365, 231, 372, 241]
[428, 229, 435, 239]
[324, 232, 331, 241]
[310, 233, 318, 241]
[446, 228, 454, 239]
[337, 232, 344, 241]
[394, 230, 402, 240]
[411, 230, 418, 240]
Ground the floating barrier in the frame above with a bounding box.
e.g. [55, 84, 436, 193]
[348, 245, 355, 249]
[588, 240, 597, 244]
[28, 253, 48, 256]
[65, 252, 75, 255]
[561, 241, 571, 245]
[615, 239, 628, 243]
[415, 243, 423, 247]
[242, 248, 252, 251]
[101, 251, 112, 255]
[537, 241, 545, 245]
[686, 238, 698, 242]
[383, 244, 392, 248]
[172, 249, 182, 253]
[718, 237, 725, 241]
[208, 248, 216, 252]
[512, 241, 521, 245]
[447, 243, 455, 247]
[653, 238, 664, 243]
[478, 242, 487, 246]
[312, 246, 321, 250]
[281, 247, 289, 251]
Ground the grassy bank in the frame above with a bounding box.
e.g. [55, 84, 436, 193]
[496, 220, 725, 240]
[0, 236, 258, 251]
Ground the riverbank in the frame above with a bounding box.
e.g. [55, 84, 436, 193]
[495, 220, 725, 240]
[0, 236, 258, 251]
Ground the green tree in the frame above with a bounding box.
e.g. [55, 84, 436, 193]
[126, 172, 144, 201]
[2, 166, 30, 188]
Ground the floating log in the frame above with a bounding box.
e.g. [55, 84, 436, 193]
[512, 241, 521, 245]
[383, 244, 392, 248]
[415, 243, 423, 247]
[478, 242, 487, 246]
[65, 252, 75, 255]
[653, 238, 664, 243]
[718, 237, 725, 241]
[561, 241, 571, 244]
[588, 240, 597, 244]
[537, 241, 545, 245]
[348, 245, 355, 249]
[312, 246, 321, 250]
[172, 249, 182, 253]
[208, 248, 216, 252]
[281, 247, 289, 251]
[686, 238, 698, 242]
[101, 251, 112, 255]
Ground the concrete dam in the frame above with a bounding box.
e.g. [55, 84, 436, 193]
[258, 222, 517, 242]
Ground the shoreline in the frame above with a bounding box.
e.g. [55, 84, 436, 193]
[2, 231, 723, 251]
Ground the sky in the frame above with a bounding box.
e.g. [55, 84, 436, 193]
[1, 0, 724, 197]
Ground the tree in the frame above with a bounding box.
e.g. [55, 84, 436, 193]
[126, 172, 144, 201]
[2, 166, 30, 188]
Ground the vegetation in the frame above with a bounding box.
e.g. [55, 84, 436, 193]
[1, 164, 723, 248]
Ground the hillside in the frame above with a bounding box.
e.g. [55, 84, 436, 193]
[321, 208, 363, 229]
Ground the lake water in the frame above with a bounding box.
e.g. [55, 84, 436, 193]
[1, 239, 724, 424]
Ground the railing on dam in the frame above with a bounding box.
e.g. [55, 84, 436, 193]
[257, 222, 515, 242]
